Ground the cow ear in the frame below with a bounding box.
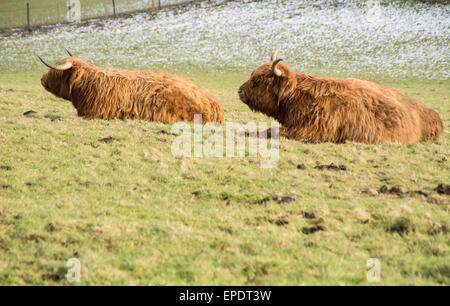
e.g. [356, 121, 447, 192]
[272, 59, 284, 77]
[272, 59, 294, 78]
[272, 61, 297, 98]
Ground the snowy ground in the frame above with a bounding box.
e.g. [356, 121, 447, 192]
[0, 0, 448, 79]
[80, 0, 195, 19]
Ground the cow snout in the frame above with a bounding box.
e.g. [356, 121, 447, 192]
[238, 87, 245, 102]
[40, 76, 49, 90]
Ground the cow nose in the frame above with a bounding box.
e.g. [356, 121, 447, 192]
[238, 88, 243, 95]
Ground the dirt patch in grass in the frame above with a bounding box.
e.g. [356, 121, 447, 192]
[379, 185, 404, 195]
[302, 218, 325, 235]
[23, 110, 37, 116]
[406, 190, 429, 197]
[272, 215, 290, 226]
[242, 262, 277, 280]
[262, 210, 317, 227]
[46, 222, 63, 233]
[384, 217, 415, 235]
[41, 267, 67, 282]
[300, 211, 316, 219]
[44, 114, 62, 122]
[315, 163, 347, 171]
[302, 224, 325, 235]
[98, 136, 117, 144]
[0, 237, 8, 249]
[435, 184, 449, 195]
[247, 277, 263, 285]
[379, 185, 430, 197]
[437, 157, 447, 163]
[21, 234, 46, 242]
[41, 273, 63, 281]
[255, 195, 296, 204]
[158, 130, 177, 136]
[425, 220, 448, 235]
[302, 139, 320, 144]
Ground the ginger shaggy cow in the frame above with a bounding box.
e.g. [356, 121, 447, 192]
[38, 50, 224, 124]
[238, 49, 443, 144]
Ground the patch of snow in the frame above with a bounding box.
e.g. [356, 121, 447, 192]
[0, 0, 448, 79]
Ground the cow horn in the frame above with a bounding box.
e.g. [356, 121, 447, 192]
[65, 48, 73, 56]
[272, 58, 283, 77]
[271, 48, 281, 61]
[37, 55, 73, 71]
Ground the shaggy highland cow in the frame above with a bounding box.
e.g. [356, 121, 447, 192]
[238, 49, 443, 144]
[38, 50, 224, 124]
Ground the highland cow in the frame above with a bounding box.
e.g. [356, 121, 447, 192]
[38, 50, 224, 124]
[238, 49, 443, 144]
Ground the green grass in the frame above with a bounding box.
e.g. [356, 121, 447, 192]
[0, 69, 448, 285]
[1, 0, 93, 29]
[0, 0, 186, 30]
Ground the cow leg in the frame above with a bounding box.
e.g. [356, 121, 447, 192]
[246, 126, 320, 142]
[277, 126, 322, 142]
[245, 127, 288, 139]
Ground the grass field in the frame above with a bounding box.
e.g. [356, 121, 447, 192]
[0, 69, 448, 285]
[0, 0, 449, 286]
[0, 0, 191, 30]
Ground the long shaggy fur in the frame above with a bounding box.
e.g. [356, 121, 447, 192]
[40, 57, 224, 124]
[238, 61, 443, 144]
